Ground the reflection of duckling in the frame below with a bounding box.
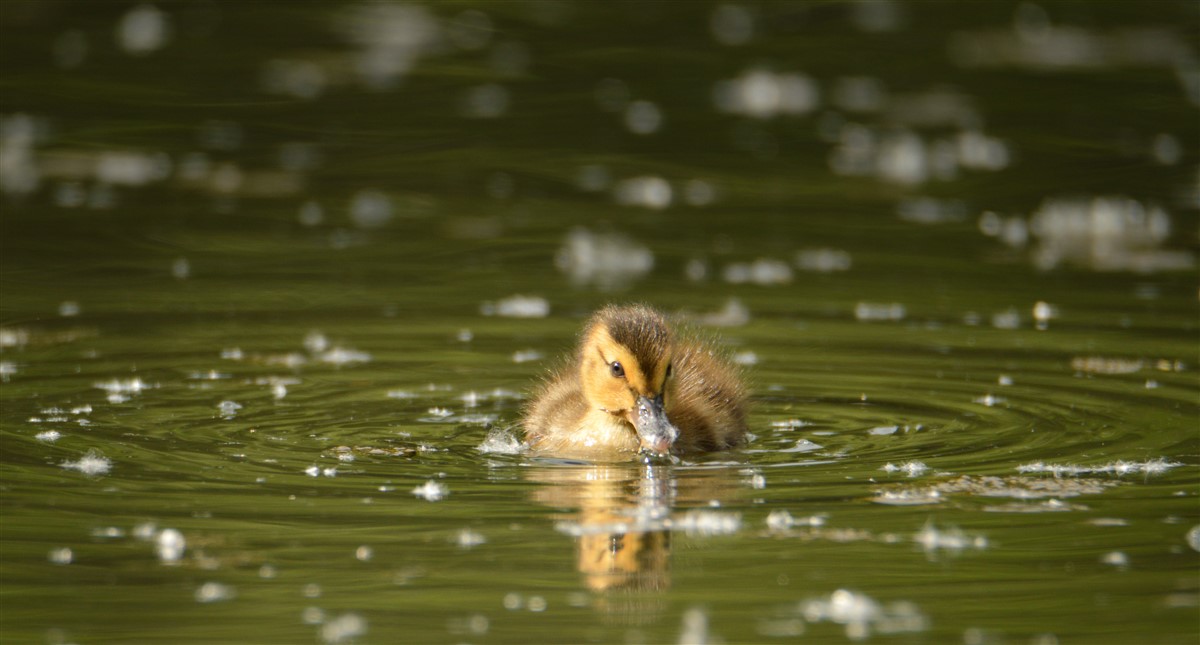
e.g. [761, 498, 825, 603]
[527, 463, 744, 595]
[523, 304, 748, 459]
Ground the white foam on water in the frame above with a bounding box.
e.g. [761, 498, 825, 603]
[455, 529, 487, 549]
[882, 461, 928, 477]
[194, 582, 235, 603]
[480, 295, 549, 318]
[800, 589, 927, 640]
[61, 450, 111, 476]
[1016, 458, 1183, 477]
[156, 528, 186, 563]
[320, 613, 367, 644]
[913, 522, 988, 556]
[412, 480, 448, 502]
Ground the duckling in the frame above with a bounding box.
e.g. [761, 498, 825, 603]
[523, 304, 748, 459]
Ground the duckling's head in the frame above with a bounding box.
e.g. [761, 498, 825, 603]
[579, 305, 678, 457]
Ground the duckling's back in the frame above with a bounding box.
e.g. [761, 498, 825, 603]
[665, 340, 748, 452]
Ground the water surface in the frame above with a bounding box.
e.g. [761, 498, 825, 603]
[1, 2, 1197, 643]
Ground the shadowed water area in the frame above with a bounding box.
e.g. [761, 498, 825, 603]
[1, 2, 1198, 643]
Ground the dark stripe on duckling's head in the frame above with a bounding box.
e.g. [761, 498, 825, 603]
[594, 304, 672, 382]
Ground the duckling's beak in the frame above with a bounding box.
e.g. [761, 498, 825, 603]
[632, 395, 678, 457]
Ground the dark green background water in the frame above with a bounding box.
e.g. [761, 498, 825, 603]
[1, 2, 1197, 643]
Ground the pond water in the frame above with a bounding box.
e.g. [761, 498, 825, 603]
[1, 2, 1198, 643]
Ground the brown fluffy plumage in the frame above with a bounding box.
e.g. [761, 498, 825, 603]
[523, 304, 748, 459]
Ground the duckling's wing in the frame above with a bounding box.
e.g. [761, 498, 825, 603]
[522, 370, 588, 448]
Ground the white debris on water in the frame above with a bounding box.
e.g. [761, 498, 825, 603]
[412, 480, 448, 502]
[722, 258, 793, 285]
[338, 2, 439, 89]
[1032, 300, 1057, 329]
[61, 450, 111, 476]
[156, 528, 186, 563]
[872, 488, 943, 506]
[800, 589, 927, 640]
[1100, 551, 1129, 568]
[256, 376, 298, 400]
[1027, 195, 1190, 273]
[710, 3, 755, 46]
[36, 430, 62, 442]
[303, 331, 328, 354]
[854, 302, 906, 321]
[347, 188, 394, 229]
[673, 510, 741, 537]
[511, 349, 543, 363]
[913, 522, 987, 556]
[1186, 526, 1200, 552]
[869, 425, 899, 436]
[194, 582, 236, 603]
[555, 227, 654, 290]
[318, 347, 372, 366]
[698, 297, 751, 327]
[882, 461, 929, 477]
[613, 175, 673, 210]
[48, 547, 73, 565]
[678, 606, 711, 645]
[217, 400, 242, 419]
[765, 510, 827, 531]
[974, 393, 1007, 407]
[94, 377, 155, 403]
[320, 613, 368, 645]
[683, 178, 717, 206]
[732, 350, 758, 366]
[455, 529, 487, 549]
[778, 438, 823, 453]
[460, 82, 510, 119]
[1017, 458, 1182, 477]
[132, 522, 158, 540]
[624, 99, 663, 135]
[979, 211, 1030, 248]
[713, 68, 820, 119]
[481, 295, 549, 318]
[991, 308, 1021, 329]
[116, 4, 171, 56]
[897, 196, 968, 224]
[0, 115, 44, 196]
[1071, 356, 1144, 375]
[171, 257, 190, 279]
[795, 247, 852, 273]
[949, 21, 1190, 71]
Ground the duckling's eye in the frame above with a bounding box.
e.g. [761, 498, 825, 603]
[610, 361, 625, 378]
[666, 363, 673, 378]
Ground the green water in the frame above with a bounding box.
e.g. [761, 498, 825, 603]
[2, 2, 1198, 643]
